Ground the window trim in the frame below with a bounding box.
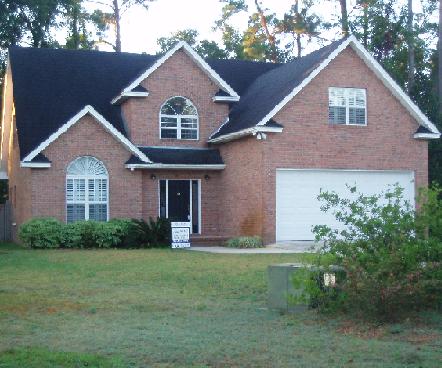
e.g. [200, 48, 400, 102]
[65, 157, 109, 223]
[159, 96, 199, 140]
[328, 87, 367, 126]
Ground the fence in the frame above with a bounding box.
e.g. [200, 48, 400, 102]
[0, 201, 12, 241]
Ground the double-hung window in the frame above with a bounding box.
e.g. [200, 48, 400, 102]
[328, 87, 367, 125]
[160, 96, 198, 140]
[66, 156, 108, 222]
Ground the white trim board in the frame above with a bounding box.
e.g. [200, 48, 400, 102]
[22, 105, 152, 163]
[112, 41, 239, 104]
[126, 163, 226, 170]
[208, 126, 283, 143]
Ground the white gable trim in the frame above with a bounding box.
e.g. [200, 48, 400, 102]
[414, 132, 440, 140]
[111, 91, 149, 105]
[212, 96, 240, 103]
[126, 163, 226, 170]
[20, 162, 51, 168]
[254, 35, 439, 137]
[22, 105, 152, 163]
[208, 126, 283, 144]
[112, 41, 239, 104]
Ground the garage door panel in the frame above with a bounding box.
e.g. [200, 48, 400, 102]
[276, 169, 415, 241]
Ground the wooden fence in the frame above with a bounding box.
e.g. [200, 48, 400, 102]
[0, 201, 12, 241]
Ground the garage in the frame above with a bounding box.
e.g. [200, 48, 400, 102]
[276, 169, 415, 241]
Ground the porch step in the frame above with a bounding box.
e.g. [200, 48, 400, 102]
[190, 235, 228, 247]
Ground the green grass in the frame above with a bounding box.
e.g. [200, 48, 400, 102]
[0, 242, 440, 367]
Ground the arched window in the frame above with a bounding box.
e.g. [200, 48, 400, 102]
[66, 156, 108, 222]
[160, 96, 198, 140]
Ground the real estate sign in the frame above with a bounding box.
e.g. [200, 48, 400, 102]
[171, 222, 191, 248]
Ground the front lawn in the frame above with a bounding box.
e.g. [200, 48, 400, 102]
[0, 242, 440, 367]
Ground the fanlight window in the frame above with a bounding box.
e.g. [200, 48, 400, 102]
[160, 96, 198, 140]
[66, 156, 108, 223]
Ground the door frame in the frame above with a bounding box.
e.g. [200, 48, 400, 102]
[158, 179, 201, 234]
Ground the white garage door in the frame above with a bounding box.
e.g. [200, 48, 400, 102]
[276, 169, 415, 241]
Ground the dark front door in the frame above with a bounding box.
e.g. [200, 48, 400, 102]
[167, 180, 190, 222]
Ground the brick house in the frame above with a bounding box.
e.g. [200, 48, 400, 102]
[1, 36, 439, 243]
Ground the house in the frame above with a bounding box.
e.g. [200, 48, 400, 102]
[1, 35, 440, 244]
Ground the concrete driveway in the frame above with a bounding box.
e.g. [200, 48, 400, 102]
[188, 241, 320, 254]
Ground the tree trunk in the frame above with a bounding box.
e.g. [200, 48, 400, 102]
[72, 4, 80, 49]
[113, 0, 121, 52]
[339, 0, 349, 37]
[439, 0, 442, 113]
[362, 1, 368, 48]
[294, 0, 301, 58]
[407, 0, 415, 95]
[254, 0, 277, 62]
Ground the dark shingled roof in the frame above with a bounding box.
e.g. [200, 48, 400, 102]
[210, 38, 347, 139]
[28, 153, 51, 163]
[126, 147, 224, 165]
[9, 39, 347, 159]
[416, 125, 433, 134]
[9, 47, 159, 160]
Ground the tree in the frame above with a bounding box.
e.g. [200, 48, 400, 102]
[278, 0, 323, 58]
[407, 0, 415, 94]
[339, 0, 349, 37]
[65, 0, 96, 49]
[439, 0, 442, 113]
[156, 29, 228, 59]
[87, 0, 156, 52]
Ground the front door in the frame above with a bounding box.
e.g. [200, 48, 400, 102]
[167, 180, 190, 222]
[159, 179, 200, 233]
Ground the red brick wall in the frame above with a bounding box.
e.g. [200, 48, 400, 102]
[258, 47, 428, 243]
[122, 50, 229, 147]
[217, 136, 264, 238]
[9, 124, 32, 240]
[31, 115, 143, 222]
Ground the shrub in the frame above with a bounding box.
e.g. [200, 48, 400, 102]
[18, 217, 63, 248]
[226, 236, 263, 248]
[61, 221, 122, 248]
[132, 217, 171, 248]
[19, 217, 172, 249]
[300, 184, 442, 321]
[108, 218, 141, 248]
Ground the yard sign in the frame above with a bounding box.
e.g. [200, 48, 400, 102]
[171, 222, 191, 248]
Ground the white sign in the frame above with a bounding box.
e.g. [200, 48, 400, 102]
[171, 222, 191, 248]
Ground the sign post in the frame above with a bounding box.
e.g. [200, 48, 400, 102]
[171, 222, 191, 248]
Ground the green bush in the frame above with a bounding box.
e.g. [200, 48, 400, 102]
[62, 221, 122, 248]
[226, 236, 263, 248]
[18, 217, 63, 248]
[302, 184, 442, 321]
[131, 217, 171, 248]
[19, 217, 172, 249]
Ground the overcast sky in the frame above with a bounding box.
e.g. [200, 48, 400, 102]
[86, 0, 427, 55]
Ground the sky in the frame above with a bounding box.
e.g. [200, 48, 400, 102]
[93, 0, 344, 54]
[87, 0, 427, 56]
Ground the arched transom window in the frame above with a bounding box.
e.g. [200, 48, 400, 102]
[160, 96, 198, 140]
[66, 156, 108, 222]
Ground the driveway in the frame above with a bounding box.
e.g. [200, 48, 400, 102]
[188, 241, 320, 254]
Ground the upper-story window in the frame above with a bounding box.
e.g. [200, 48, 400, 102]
[160, 96, 199, 140]
[328, 87, 366, 125]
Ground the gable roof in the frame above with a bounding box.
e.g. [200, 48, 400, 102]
[7, 38, 439, 158]
[112, 41, 240, 104]
[21, 105, 151, 164]
[9, 46, 159, 160]
[209, 35, 440, 141]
